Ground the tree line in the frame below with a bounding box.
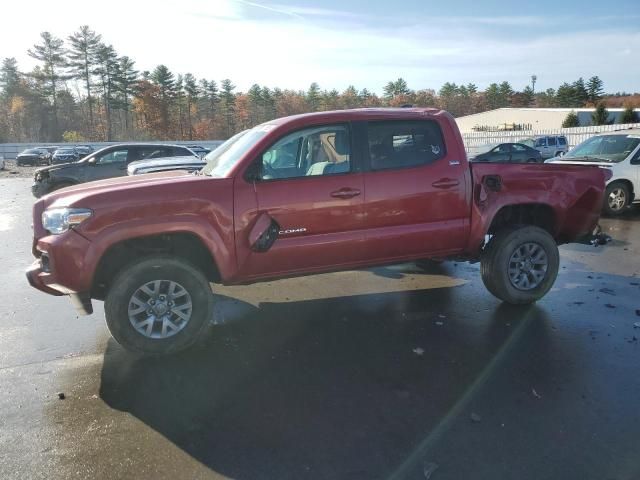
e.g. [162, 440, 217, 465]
[0, 26, 637, 143]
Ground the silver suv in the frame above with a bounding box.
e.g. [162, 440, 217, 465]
[521, 135, 569, 159]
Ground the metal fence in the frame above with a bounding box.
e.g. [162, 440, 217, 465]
[462, 123, 640, 154]
[0, 140, 225, 160]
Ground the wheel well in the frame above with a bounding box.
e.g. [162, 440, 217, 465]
[487, 204, 556, 236]
[609, 179, 635, 203]
[91, 232, 220, 300]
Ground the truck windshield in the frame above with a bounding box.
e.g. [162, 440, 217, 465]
[202, 128, 266, 177]
[561, 135, 640, 163]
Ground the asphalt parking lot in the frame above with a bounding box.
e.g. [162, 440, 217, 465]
[1, 177, 640, 480]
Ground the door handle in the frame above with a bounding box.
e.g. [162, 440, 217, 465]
[432, 178, 459, 189]
[330, 188, 361, 199]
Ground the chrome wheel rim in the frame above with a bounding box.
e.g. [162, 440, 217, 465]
[608, 188, 626, 211]
[508, 242, 548, 291]
[128, 280, 193, 339]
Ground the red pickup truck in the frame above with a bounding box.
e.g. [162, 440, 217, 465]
[27, 108, 610, 354]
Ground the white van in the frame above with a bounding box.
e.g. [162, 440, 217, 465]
[547, 129, 640, 215]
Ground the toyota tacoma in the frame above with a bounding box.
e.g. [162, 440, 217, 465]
[27, 108, 611, 354]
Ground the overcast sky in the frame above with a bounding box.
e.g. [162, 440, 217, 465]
[1, 0, 638, 94]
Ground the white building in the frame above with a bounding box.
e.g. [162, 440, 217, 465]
[456, 108, 640, 133]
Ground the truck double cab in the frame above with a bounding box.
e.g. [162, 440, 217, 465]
[27, 108, 611, 354]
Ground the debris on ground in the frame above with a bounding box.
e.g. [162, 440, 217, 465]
[423, 461, 439, 479]
[532, 388, 542, 399]
[573, 301, 585, 306]
[413, 347, 425, 356]
[633, 322, 640, 328]
[470, 412, 482, 423]
[635, 311, 640, 318]
[435, 321, 444, 326]
[604, 304, 616, 309]
[57, 392, 65, 400]
[599, 288, 616, 296]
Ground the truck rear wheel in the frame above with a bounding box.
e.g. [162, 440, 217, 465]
[481, 226, 559, 304]
[105, 256, 214, 355]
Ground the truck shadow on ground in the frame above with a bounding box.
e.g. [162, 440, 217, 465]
[99, 286, 560, 480]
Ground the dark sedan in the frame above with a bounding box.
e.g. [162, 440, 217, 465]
[470, 143, 543, 163]
[16, 148, 50, 166]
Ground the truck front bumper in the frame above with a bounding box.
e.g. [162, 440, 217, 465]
[26, 230, 95, 315]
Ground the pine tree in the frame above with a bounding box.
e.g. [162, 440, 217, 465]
[556, 83, 579, 107]
[220, 78, 236, 137]
[67, 26, 102, 136]
[586, 76, 604, 103]
[183, 73, 198, 140]
[28, 32, 68, 140]
[591, 102, 609, 125]
[150, 65, 176, 138]
[113, 56, 138, 136]
[572, 77, 589, 105]
[93, 44, 119, 140]
[0, 58, 21, 98]
[306, 82, 321, 111]
[619, 105, 638, 124]
[522, 86, 534, 106]
[562, 111, 580, 128]
[247, 84, 262, 125]
[498, 81, 514, 106]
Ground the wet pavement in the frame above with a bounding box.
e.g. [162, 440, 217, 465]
[1, 178, 640, 479]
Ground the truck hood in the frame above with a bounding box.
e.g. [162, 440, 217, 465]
[36, 161, 79, 173]
[43, 170, 196, 208]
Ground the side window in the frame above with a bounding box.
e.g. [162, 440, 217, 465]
[367, 120, 445, 171]
[173, 146, 193, 157]
[97, 148, 129, 164]
[548, 137, 557, 146]
[535, 138, 546, 147]
[512, 144, 527, 152]
[259, 124, 351, 180]
[558, 137, 567, 146]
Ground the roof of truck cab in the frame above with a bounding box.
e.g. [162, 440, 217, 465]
[262, 108, 447, 127]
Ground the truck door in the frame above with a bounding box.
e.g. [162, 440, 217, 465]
[360, 119, 469, 260]
[234, 123, 366, 279]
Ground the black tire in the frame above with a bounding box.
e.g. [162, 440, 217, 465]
[105, 256, 214, 355]
[602, 182, 630, 216]
[481, 226, 559, 304]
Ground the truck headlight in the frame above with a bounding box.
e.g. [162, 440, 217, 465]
[42, 208, 92, 235]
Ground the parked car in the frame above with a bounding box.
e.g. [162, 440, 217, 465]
[51, 147, 81, 165]
[547, 128, 640, 215]
[75, 145, 94, 159]
[520, 135, 569, 159]
[469, 143, 543, 163]
[27, 108, 610, 354]
[31, 143, 198, 197]
[185, 144, 211, 158]
[16, 148, 50, 166]
[128, 156, 205, 175]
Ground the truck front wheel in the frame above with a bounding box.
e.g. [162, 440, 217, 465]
[481, 226, 559, 304]
[105, 256, 214, 355]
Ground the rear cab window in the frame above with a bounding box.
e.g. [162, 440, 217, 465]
[366, 120, 446, 171]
